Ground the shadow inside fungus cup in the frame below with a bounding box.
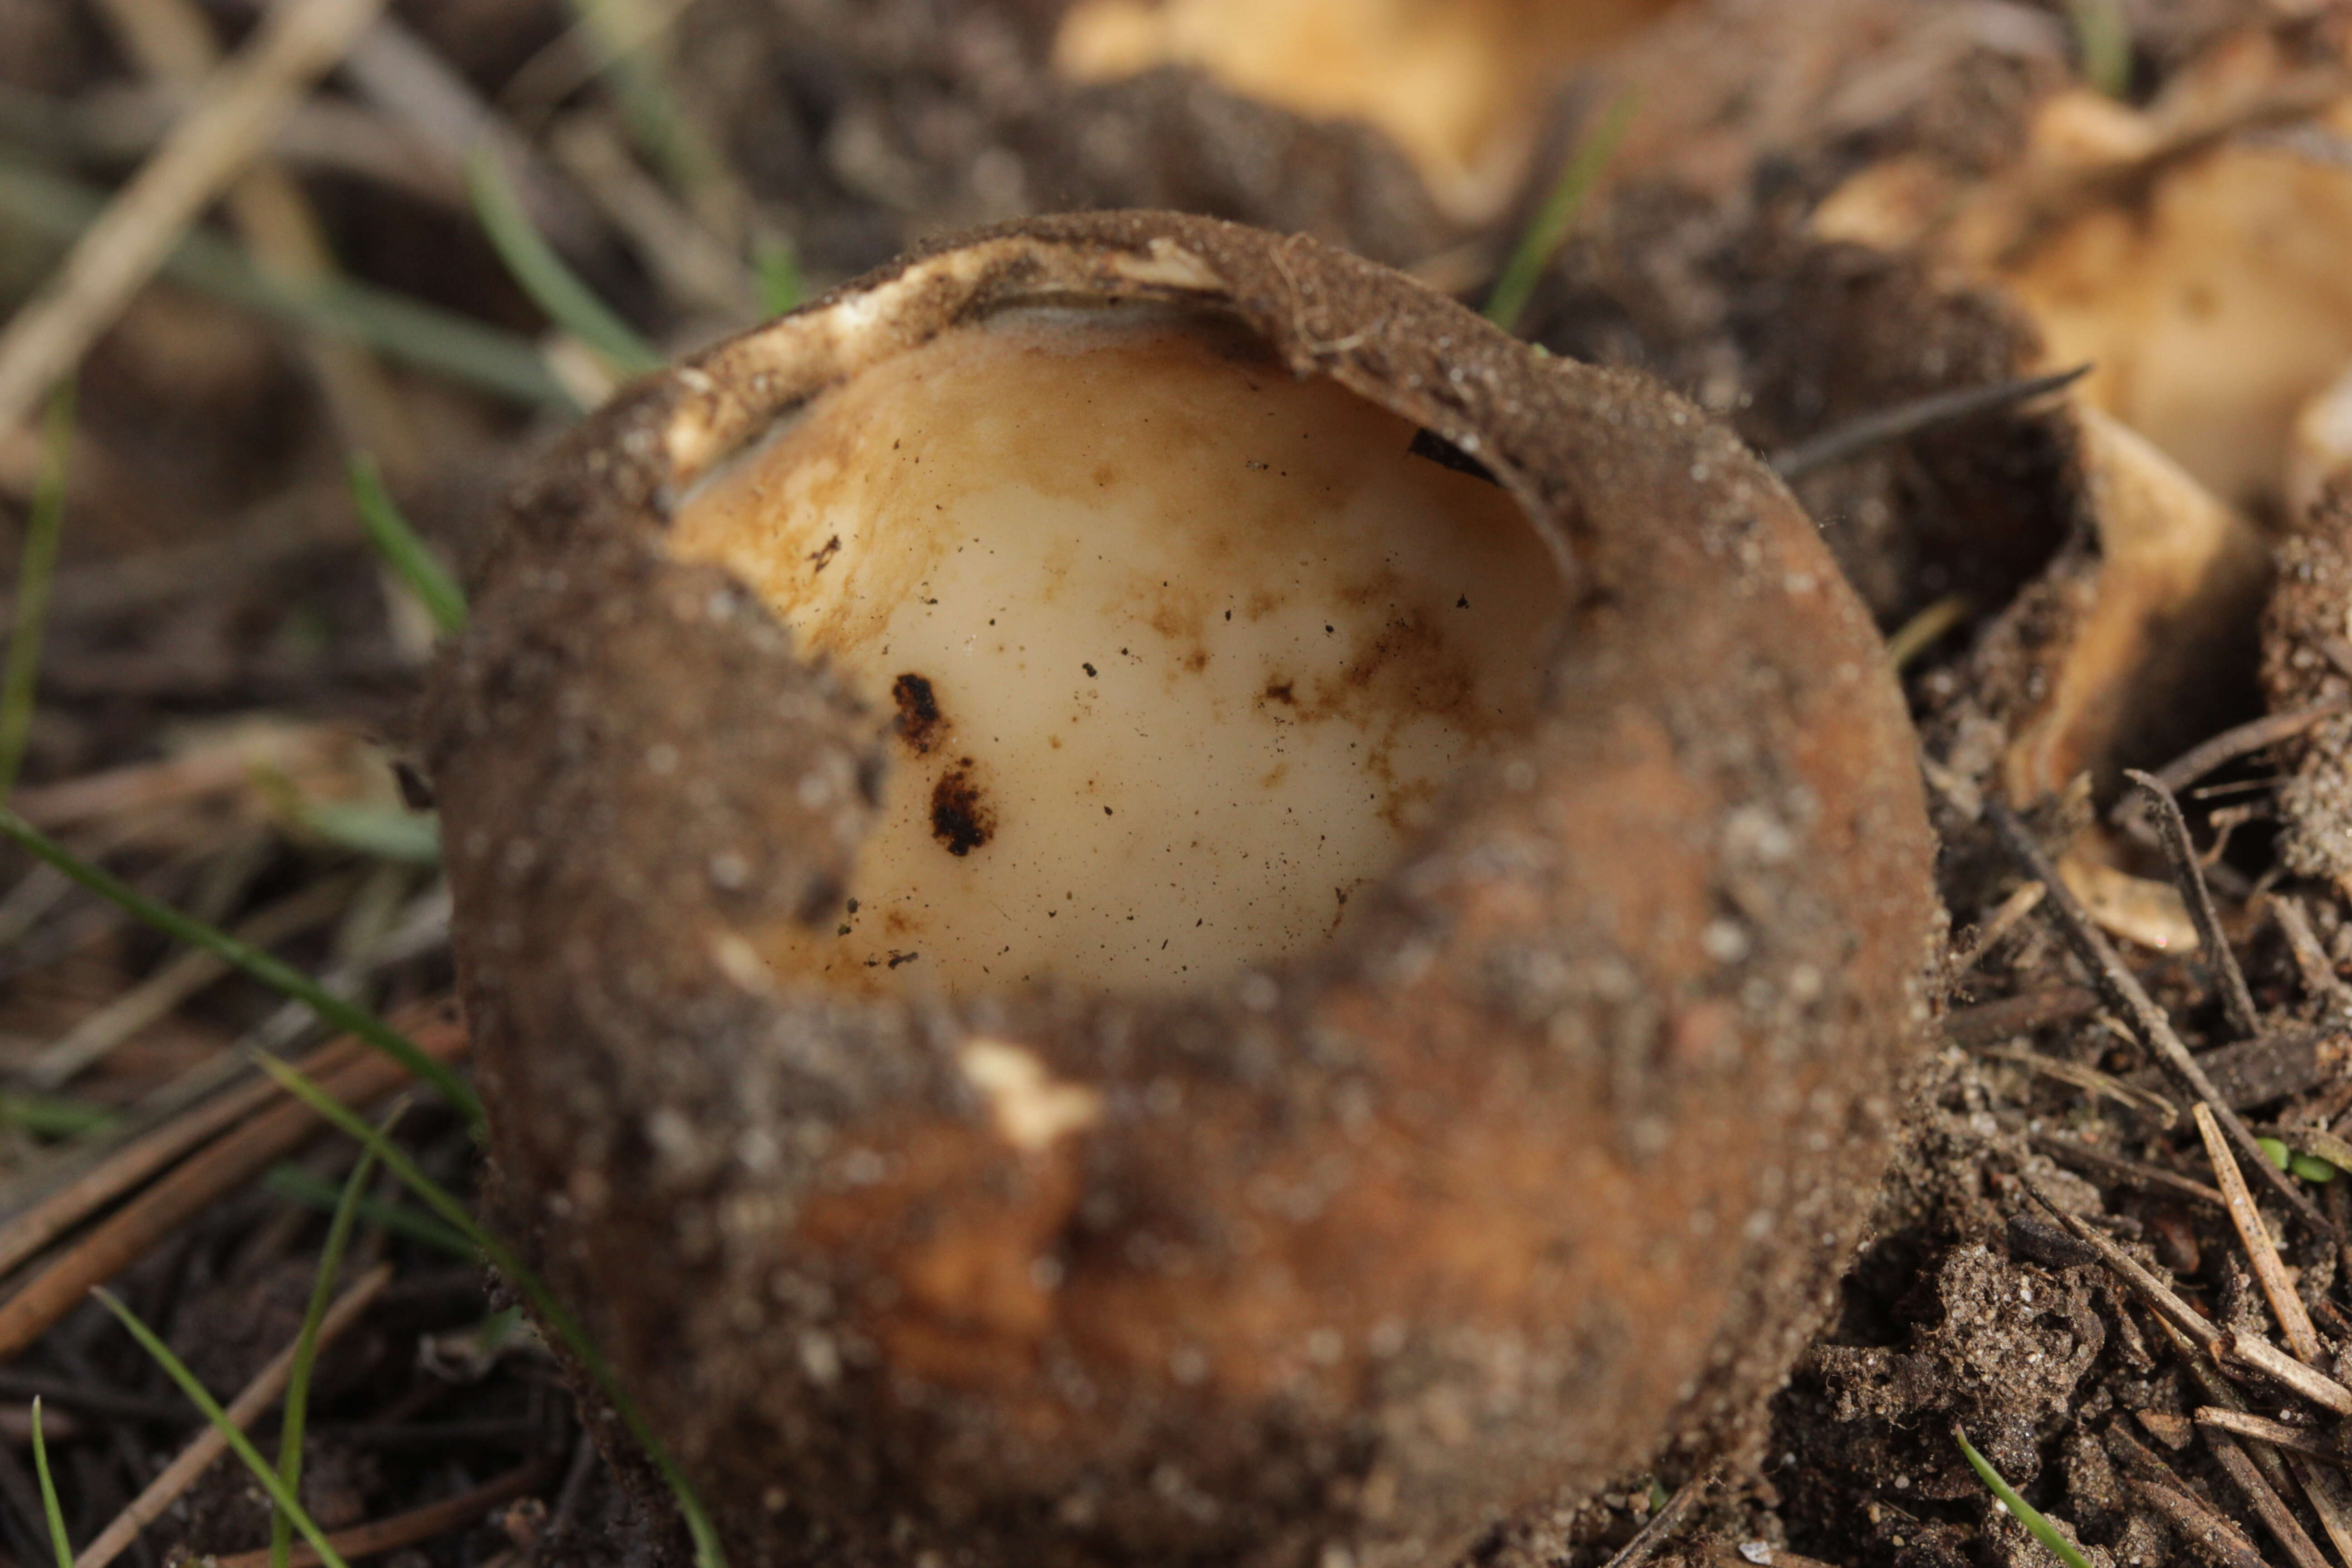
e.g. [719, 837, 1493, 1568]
[427, 212, 1938, 1568]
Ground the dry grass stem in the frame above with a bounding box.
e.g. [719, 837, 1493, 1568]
[0, 0, 389, 436]
[72, 1264, 392, 1568]
[1994, 804, 2338, 1237]
[2218, 1329, 2352, 1417]
[2124, 1474, 2270, 1568]
[26, 871, 361, 1089]
[2286, 1455, 2352, 1568]
[207, 1456, 559, 1568]
[2194, 1100, 2325, 1362]
[2029, 1133, 2223, 1208]
[1951, 880, 2048, 976]
[2194, 1409, 2337, 1461]
[1992, 1047, 2180, 1120]
[2127, 771, 2261, 1038]
[89, 0, 421, 474]
[0, 1013, 466, 1359]
[2271, 896, 2352, 1015]
[0, 1025, 375, 1275]
[2025, 1177, 2213, 1340]
[1596, 1476, 1706, 1568]
[2151, 700, 2352, 794]
[2204, 1430, 2335, 1568]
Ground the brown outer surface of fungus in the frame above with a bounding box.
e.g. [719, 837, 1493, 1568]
[425, 211, 1939, 1568]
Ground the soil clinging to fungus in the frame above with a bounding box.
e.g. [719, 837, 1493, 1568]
[427, 211, 1940, 1568]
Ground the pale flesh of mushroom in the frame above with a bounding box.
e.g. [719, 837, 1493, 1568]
[670, 304, 1564, 998]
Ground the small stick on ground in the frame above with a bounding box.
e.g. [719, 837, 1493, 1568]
[2269, 895, 2352, 1015]
[2150, 700, 2352, 795]
[1943, 986, 2102, 1044]
[208, 1456, 560, 1568]
[0, 0, 390, 436]
[2128, 770, 2261, 1039]
[2029, 1133, 2224, 1209]
[71, 1263, 391, 1568]
[25, 870, 361, 1089]
[2193, 1101, 2324, 1362]
[2125, 1475, 2270, 1568]
[1769, 364, 2090, 479]
[2195, 1409, 2338, 1462]
[2285, 1453, 2352, 1568]
[1597, 1475, 1706, 1568]
[2022, 1177, 2212, 1342]
[0, 1014, 467, 1359]
[2215, 1329, 2352, 1416]
[2204, 1430, 2334, 1568]
[1991, 803, 2338, 1240]
[1951, 880, 2048, 977]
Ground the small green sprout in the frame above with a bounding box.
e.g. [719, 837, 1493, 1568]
[32, 1398, 72, 1568]
[1955, 1425, 2094, 1568]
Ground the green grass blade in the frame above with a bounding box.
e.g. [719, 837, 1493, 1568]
[753, 236, 803, 319]
[2067, 0, 2132, 100]
[293, 800, 443, 866]
[273, 1110, 394, 1568]
[467, 146, 663, 377]
[93, 1290, 354, 1568]
[348, 454, 466, 637]
[31, 1398, 72, 1568]
[1, 1090, 115, 1139]
[1483, 88, 1640, 337]
[0, 380, 73, 800]
[0, 810, 481, 1126]
[1954, 1425, 2094, 1568]
[263, 1164, 474, 1259]
[0, 161, 574, 412]
[254, 1054, 728, 1568]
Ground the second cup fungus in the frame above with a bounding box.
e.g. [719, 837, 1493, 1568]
[429, 212, 1938, 1567]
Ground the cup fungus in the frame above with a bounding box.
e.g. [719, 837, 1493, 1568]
[428, 212, 1937, 1567]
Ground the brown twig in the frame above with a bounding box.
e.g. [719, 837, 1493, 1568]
[0, 1007, 442, 1275]
[25, 870, 362, 1088]
[2215, 1330, 2352, 1417]
[208, 1457, 560, 1568]
[2124, 1474, 2269, 1568]
[2149, 700, 2352, 795]
[1596, 1475, 1707, 1568]
[0, 1014, 468, 1360]
[71, 1265, 392, 1568]
[2028, 1133, 2223, 1209]
[87, 0, 419, 476]
[2195, 1409, 2336, 1462]
[1950, 881, 2048, 977]
[2127, 770, 2260, 1039]
[1943, 986, 2102, 1044]
[1769, 365, 2090, 478]
[1991, 803, 2338, 1240]
[0, 0, 390, 435]
[2194, 1102, 2325, 1362]
[2204, 1430, 2334, 1568]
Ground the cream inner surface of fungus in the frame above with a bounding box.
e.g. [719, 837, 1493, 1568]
[669, 305, 1563, 998]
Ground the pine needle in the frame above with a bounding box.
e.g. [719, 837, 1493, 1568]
[32, 1399, 72, 1568]
[93, 1290, 356, 1568]
[0, 809, 482, 1126]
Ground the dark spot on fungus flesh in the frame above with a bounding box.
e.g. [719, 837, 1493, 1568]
[1264, 680, 1295, 705]
[808, 535, 841, 573]
[1407, 426, 1500, 486]
[892, 673, 943, 753]
[930, 760, 994, 856]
